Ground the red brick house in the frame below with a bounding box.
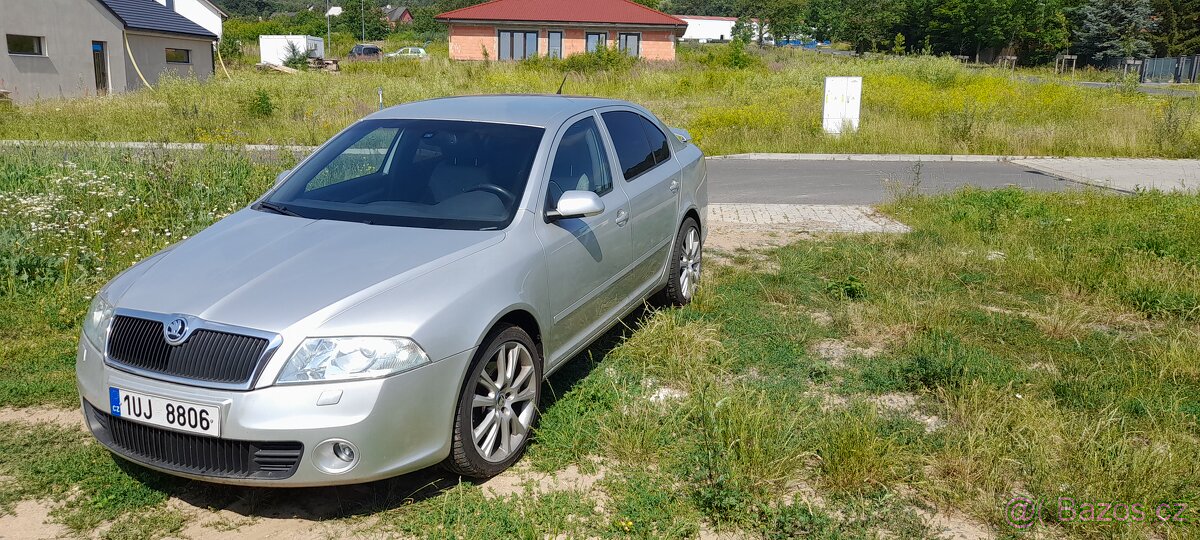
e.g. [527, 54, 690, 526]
[436, 0, 687, 61]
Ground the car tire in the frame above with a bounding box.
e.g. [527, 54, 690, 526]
[445, 324, 542, 478]
[661, 217, 702, 306]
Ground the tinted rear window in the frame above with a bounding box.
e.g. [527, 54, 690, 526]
[601, 111, 655, 180]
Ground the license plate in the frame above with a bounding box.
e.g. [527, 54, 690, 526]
[108, 387, 220, 437]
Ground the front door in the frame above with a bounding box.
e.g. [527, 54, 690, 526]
[92, 41, 108, 95]
[536, 113, 632, 365]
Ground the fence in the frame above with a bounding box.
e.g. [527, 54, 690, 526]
[1139, 55, 1200, 83]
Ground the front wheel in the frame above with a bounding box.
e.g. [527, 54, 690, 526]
[445, 324, 542, 478]
[662, 217, 702, 306]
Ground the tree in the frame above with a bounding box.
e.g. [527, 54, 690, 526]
[807, 0, 903, 50]
[1149, 0, 1200, 56]
[1075, 0, 1155, 61]
[332, 3, 391, 41]
[930, 0, 1017, 60]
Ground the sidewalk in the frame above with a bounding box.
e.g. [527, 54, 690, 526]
[1012, 158, 1200, 193]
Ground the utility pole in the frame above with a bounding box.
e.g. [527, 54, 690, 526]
[361, 0, 365, 42]
[326, 0, 331, 57]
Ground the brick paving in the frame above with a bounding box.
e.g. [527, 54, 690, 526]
[709, 204, 910, 233]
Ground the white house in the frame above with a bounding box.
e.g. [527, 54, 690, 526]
[154, 0, 226, 39]
[677, 15, 769, 43]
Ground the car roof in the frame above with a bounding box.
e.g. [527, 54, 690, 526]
[364, 95, 637, 128]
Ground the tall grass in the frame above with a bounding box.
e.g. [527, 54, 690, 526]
[1, 48, 1197, 157]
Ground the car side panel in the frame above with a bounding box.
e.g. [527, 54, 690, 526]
[595, 107, 680, 301]
[676, 143, 708, 241]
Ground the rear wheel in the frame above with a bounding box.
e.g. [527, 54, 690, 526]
[661, 217, 702, 306]
[445, 324, 542, 478]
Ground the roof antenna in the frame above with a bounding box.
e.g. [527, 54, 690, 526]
[556, 75, 567, 95]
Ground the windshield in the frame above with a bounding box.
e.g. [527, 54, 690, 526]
[265, 119, 544, 230]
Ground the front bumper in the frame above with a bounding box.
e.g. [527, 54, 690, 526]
[75, 337, 472, 487]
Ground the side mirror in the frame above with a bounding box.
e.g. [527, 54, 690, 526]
[547, 190, 605, 220]
[274, 169, 292, 187]
[670, 127, 692, 143]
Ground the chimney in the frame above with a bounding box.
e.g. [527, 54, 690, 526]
[166, 0, 175, 9]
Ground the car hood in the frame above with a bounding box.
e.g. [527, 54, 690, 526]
[109, 209, 504, 332]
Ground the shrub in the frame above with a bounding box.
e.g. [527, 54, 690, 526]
[558, 46, 637, 73]
[281, 41, 309, 70]
[245, 89, 275, 118]
[825, 275, 866, 300]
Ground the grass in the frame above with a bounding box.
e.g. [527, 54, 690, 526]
[0, 45, 1198, 157]
[0, 145, 1198, 538]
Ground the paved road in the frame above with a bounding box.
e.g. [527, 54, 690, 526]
[706, 159, 1075, 204]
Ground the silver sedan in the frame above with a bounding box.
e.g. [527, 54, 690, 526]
[76, 95, 707, 486]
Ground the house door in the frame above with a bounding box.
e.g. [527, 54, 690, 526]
[92, 42, 108, 95]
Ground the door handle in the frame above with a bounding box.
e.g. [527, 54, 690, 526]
[669, 179, 680, 193]
[615, 209, 629, 226]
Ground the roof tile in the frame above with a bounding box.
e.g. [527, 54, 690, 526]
[436, 0, 686, 27]
[97, 0, 218, 39]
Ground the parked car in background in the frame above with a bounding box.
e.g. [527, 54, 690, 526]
[348, 44, 382, 60]
[77, 95, 708, 486]
[386, 47, 428, 60]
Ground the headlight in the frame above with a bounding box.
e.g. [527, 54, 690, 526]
[82, 294, 115, 350]
[276, 337, 430, 384]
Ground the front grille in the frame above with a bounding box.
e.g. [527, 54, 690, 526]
[87, 404, 303, 479]
[107, 315, 269, 386]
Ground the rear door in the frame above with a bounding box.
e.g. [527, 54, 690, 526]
[535, 113, 633, 365]
[598, 109, 680, 294]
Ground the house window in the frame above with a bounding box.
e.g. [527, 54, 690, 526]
[548, 31, 563, 59]
[618, 33, 640, 57]
[498, 30, 537, 60]
[165, 48, 191, 64]
[6, 34, 45, 56]
[585, 32, 607, 53]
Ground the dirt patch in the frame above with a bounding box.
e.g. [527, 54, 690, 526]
[868, 393, 945, 432]
[804, 383, 849, 412]
[810, 339, 882, 367]
[481, 462, 605, 500]
[167, 497, 346, 540]
[0, 500, 70, 540]
[809, 311, 834, 327]
[0, 407, 83, 430]
[698, 522, 753, 539]
[915, 506, 995, 540]
[706, 220, 815, 254]
[782, 478, 827, 509]
[648, 386, 688, 404]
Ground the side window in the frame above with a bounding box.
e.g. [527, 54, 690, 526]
[601, 111, 655, 180]
[638, 115, 671, 164]
[307, 127, 400, 191]
[547, 117, 613, 208]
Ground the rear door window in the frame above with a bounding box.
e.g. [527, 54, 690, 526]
[638, 115, 671, 165]
[600, 111, 655, 180]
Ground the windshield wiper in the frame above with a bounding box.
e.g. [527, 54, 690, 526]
[255, 201, 302, 217]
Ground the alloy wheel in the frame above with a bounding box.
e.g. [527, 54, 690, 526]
[679, 226, 702, 299]
[470, 341, 537, 462]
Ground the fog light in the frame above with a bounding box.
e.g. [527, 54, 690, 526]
[333, 442, 355, 462]
[314, 439, 359, 474]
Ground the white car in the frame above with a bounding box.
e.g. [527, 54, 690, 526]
[386, 47, 428, 60]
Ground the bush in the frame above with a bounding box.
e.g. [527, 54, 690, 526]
[558, 46, 637, 73]
[696, 40, 762, 69]
[282, 41, 309, 70]
[245, 89, 274, 118]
